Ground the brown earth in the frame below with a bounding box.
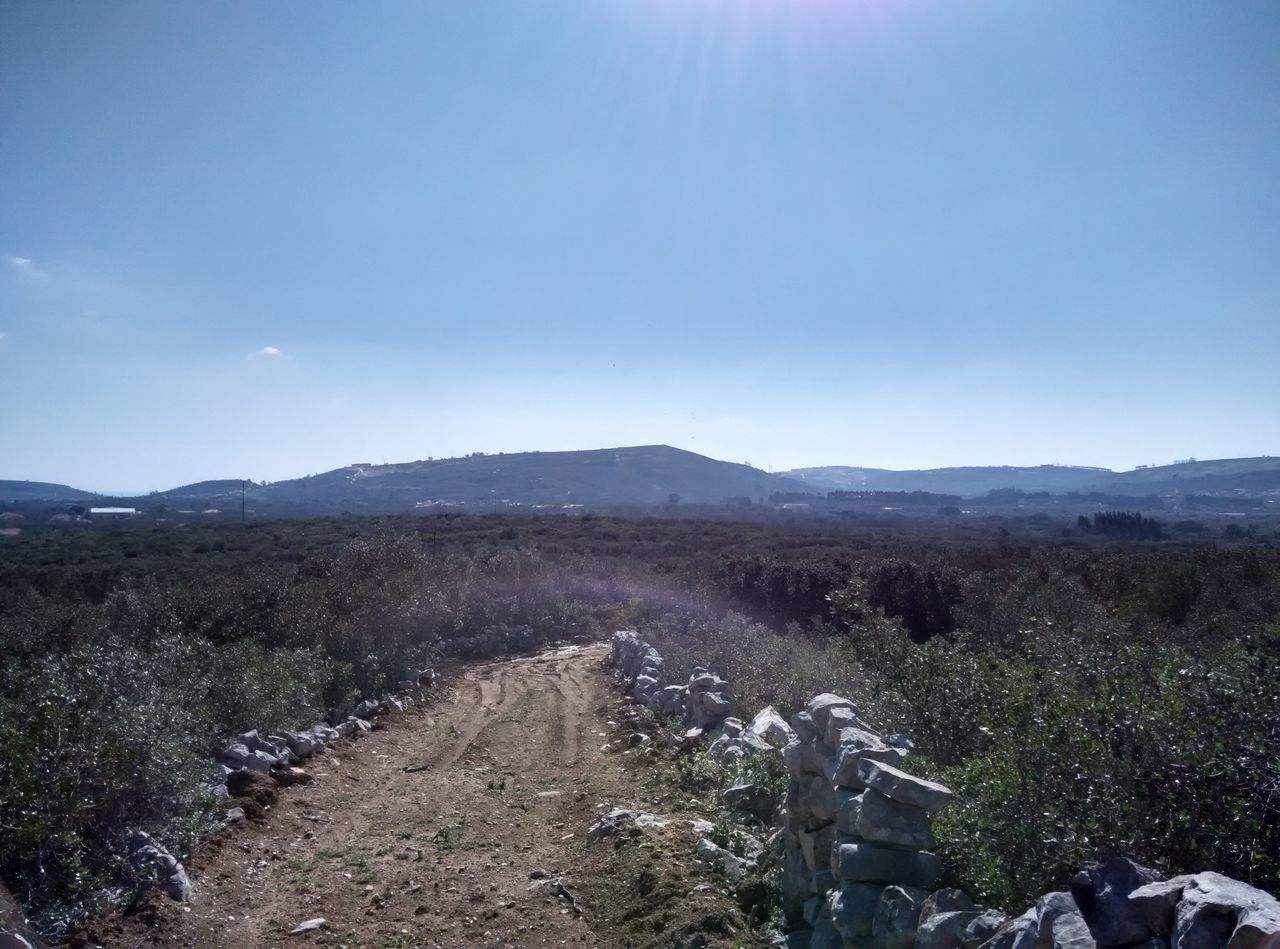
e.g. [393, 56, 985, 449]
[81, 643, 771, 949]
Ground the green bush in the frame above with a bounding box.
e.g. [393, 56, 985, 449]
[646, 549, 1280, 909]
[0, 531, 626, 932]
[831, 579, 1280, 908]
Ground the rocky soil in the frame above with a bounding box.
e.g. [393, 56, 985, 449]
[76, 643, 769, 949]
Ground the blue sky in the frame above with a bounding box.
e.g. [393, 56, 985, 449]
[2, 0, 1277, 491]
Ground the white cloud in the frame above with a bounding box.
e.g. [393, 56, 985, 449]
[249, 345, 285, 358]
[8, 255, 49, 281]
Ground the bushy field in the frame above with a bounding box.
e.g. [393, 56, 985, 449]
[640, 545, 1280, 910]
[1, 513, 1277, 932]
[0, 521, 628, 933]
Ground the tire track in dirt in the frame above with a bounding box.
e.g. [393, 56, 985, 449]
[429, 663, 531, 768]
[552, 676, 585, 767]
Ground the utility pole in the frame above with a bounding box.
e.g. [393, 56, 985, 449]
[241, 480, 246, 524]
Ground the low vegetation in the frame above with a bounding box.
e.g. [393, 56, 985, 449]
[641, 545, 1280, 910]
[0, 513, 1277, 933]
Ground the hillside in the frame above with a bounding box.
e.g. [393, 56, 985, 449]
[256, 445, 807, 510]
[782, 464, 1113, 497]
[0, 480, 98, 502]
[1099, 457, 1280, 495]
[783, 457, 1280, 498]
[151, 480, 250, 501]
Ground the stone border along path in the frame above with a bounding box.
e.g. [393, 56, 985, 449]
[0, 669, 442, 947]
[124, 669, 441, 913]
[607, 630, 1280, 949]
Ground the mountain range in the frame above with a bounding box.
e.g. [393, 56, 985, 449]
[2, 447, 1278, 510]
[782, 456, 1280, 498]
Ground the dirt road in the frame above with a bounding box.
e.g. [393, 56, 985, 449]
[93, 643, 767, 948]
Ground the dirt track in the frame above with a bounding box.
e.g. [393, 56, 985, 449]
[93, 643, 768, 948]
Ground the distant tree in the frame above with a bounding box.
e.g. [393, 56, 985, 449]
[1079, 511, 1164, 540]
[667, 493, 680, 506]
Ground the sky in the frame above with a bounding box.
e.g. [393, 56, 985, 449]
[2, 0, 1278, 492]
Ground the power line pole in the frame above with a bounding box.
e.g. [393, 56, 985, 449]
[241, 480, 246, 524]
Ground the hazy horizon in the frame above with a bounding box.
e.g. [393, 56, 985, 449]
[7, 441, 1278, 498]
[3, 1, 1277, 489]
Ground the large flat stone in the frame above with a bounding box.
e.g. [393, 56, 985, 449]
[917, 911, 983, 949]
[984, 909, 1040, 949]
[874, 885, 930, 949]
[824, 705, 873, 746]
[832, 842, 940, 889]
[687, 673, 729, 695]
[920, 887, 977, 925]
[798, 773, 837, 824]
[1127, 877, 1189, 938]
[829, 728, 903, 788]
[918, 909, 1010, 949]
[799, 823, 837, 877]
[1157, 872, 1280, 949]
[856, 787, 937, 851]
[792, 710, 820, 743]
[1070, 857, 1165, 947]
[854, 758, 954, 813]
[785, 740, 829, 779]
[1052, 911, 1098, 949]
[749, 705, 796, 746]
[834, 787, 863, 835]
[806, 693, 860, 735]
[828, 882, 884, 942]
[1036, 892, 1082, 943]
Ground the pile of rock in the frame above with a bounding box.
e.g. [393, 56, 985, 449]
[214, 667, 435, 788]
[971, 859, 1280, 949]
[696, 832, 768, 883]
[609, 630, 734, 734]
[586, 808, 669, 844]
[779, 692, 957, 947]
[706, 709, 795, 767]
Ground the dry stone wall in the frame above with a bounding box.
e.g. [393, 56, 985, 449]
[213, 667, 434, 788]
[780, 691, 955, 948]
[611, 630, 735, 735]
[606, 630, 1280, 949]
[777, 690, 1280, 949]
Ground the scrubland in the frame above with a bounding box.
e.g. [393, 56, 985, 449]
[1, 514, 1276, 933]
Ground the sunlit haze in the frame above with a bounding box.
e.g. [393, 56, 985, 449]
[2, 1, 1277, 491]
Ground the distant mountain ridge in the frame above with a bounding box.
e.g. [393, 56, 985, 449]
[781, 457, 1280, 498]
[3, 449, 1278, 507]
